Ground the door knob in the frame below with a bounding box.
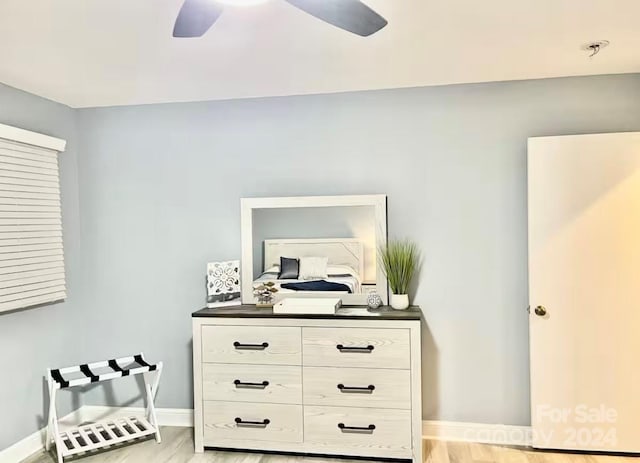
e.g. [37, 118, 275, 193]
[534, 306, 547, 317]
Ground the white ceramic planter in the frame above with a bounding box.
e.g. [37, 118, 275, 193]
[390, 293, 409, 310]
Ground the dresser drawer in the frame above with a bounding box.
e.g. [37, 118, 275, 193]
[302, 327, 410, 369]
[303, 367, 410, 409]
[202, 326, 301, 365]
[304, 406, 412, 458]
[203, 401, 302, 443]
[203, 364, 302, 404]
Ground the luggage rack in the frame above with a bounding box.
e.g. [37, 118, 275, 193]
[46, 353, 163, 463]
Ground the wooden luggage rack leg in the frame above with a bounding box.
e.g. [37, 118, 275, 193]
[45, 370, 64, 463]
[143, 363, 163, 443]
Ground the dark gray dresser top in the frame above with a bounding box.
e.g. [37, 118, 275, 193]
[192, 305, 421, 320]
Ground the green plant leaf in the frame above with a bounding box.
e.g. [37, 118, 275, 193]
[378, 239, 420, 294]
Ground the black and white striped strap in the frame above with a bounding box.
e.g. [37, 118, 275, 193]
[79, 364, 99, 383]
[134, 354, 157, 371]
[108, 359, 128, 376]
[49, 353, 159, 389]
[50, 369, 69, 388]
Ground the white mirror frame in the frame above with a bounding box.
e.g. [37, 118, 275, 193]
[240, 194, 388, 306]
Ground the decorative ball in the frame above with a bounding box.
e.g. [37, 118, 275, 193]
[366, 289, 383, 309]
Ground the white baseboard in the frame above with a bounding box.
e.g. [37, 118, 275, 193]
[0, 406, 193, 463]
[0, 428, 47, 463]
[0, 407, 85, 463]
[2, 407, 530, 463]
[422, 420, 532, 446]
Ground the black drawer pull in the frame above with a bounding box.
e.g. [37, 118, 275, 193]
[337, 384, 375, 394]
[234, 417, 271, 428]
[234, 379, 269, 389]
[233, 341, 269, 350]
[338, 423, 376, 434]
[336, 344, 374, 353]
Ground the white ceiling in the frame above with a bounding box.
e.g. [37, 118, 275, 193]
[0, 0, 638, 108]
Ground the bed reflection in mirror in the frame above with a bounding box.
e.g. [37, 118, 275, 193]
[241, 196, 388, 306]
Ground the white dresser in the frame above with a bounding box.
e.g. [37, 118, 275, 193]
[192, 305, 422, 462]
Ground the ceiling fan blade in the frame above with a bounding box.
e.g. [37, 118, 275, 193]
[284, 0, 387, 37]
[173, 0, 224, 38]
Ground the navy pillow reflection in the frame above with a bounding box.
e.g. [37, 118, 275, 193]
[278, 257, 299, 279]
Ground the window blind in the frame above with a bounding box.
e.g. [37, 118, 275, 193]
[0, 125, 66, 313]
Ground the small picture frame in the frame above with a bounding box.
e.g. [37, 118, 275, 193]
[206, 260, 241, 308]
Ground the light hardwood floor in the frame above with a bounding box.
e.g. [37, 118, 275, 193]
[22, 427, 638, 463]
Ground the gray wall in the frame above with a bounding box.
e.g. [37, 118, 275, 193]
[0, 84, 83, 449]
[252, 206, 377, 281]
[2, 73, 640, 451]
[74, 73, 640, 426]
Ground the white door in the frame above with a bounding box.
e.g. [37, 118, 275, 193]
[528, 132, 640, 453]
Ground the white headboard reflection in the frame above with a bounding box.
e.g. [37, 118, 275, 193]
[264, 238, 364, 279]
[241, 195, 387, 305]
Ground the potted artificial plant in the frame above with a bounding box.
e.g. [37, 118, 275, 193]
[379, 239, 420, 310]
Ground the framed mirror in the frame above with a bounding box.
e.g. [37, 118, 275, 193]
[240, 195, 388, 306]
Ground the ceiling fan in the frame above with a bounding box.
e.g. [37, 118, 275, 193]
[172, 0, 388, 38]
